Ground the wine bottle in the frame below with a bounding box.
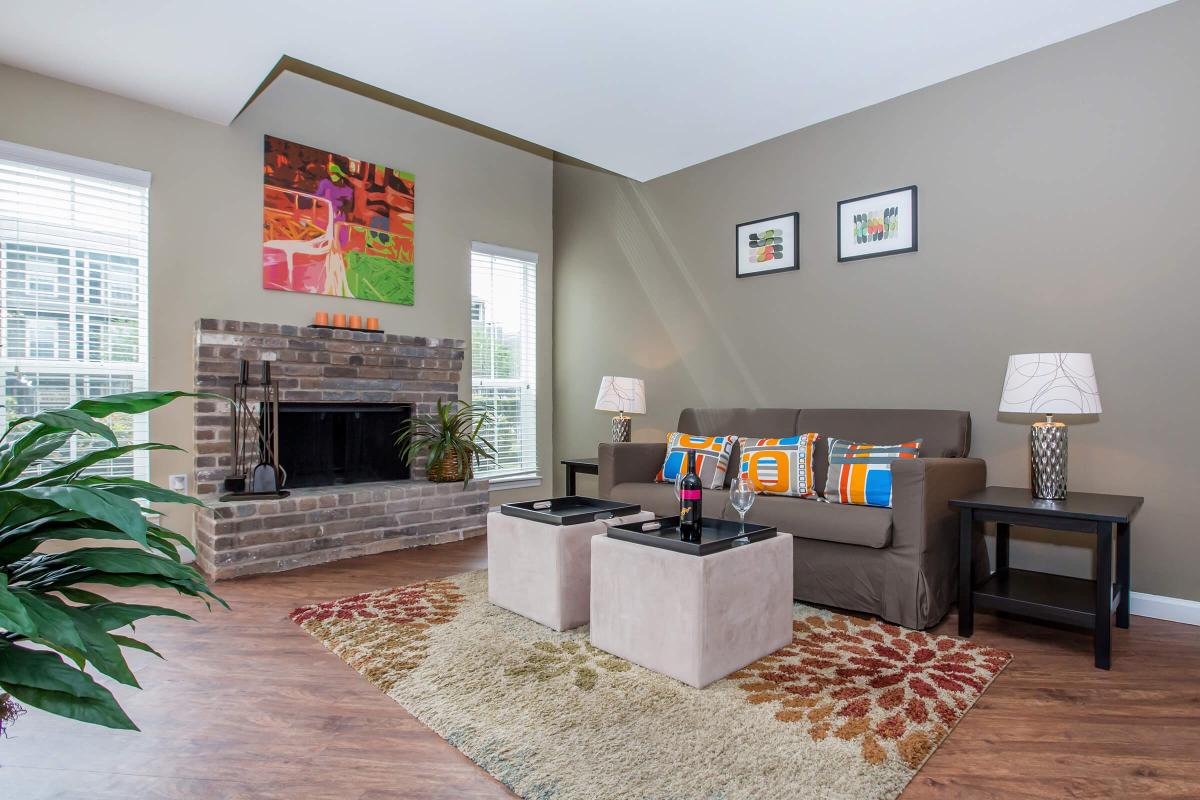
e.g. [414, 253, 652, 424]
[679, 450, 703, 541]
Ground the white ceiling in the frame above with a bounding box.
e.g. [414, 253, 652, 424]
[0, 1, 1174, 181]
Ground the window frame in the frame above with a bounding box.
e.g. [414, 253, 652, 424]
[0, 140, 151, 480]
[469, 241, 539, 485]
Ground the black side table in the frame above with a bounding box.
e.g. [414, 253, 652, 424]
[561, 457, 599, 495]
[951, 486, 1143, 670]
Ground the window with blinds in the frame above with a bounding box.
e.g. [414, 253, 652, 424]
[0, 141, 151, 479]
[470, 242, 537, 481]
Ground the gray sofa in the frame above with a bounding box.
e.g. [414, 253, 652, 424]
[598, 408, 988, 629]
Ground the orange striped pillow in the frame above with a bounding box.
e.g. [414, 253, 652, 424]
[823, 438, 922, 507]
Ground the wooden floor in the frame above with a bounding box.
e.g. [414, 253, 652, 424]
[3, 536, 1199, 800]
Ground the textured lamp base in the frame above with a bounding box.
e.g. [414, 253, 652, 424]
[611, 415, 632, 443]
[1030, 421, 1068, 500]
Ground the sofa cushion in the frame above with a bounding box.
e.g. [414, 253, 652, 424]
[677, 408, 800, 487]
[738, 494, 894, 548]
[796, 409, 970, 494]
[677, 408, 800, 439]
[737, 434, 820, 498]
[608, 482, 893, 549]
[655, 433, 736, 489]
[608, 481, 685, 519]
[823, 438, 922, 508]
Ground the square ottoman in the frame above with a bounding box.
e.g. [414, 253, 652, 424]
[590, 531, 793, 688]
[487, 508, 653, 631]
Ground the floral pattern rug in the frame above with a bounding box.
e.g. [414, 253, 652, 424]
[291, 570, 1010, 800]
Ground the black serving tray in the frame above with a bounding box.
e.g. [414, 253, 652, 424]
[500, 496, 642, 526]
[606, 516, 777, 556]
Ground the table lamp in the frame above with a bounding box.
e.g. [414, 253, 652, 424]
[595, 376, 646, 443]
[998, 353, 1101, 500]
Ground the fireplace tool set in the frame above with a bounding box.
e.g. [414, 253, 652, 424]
[221, 359, 289, 502]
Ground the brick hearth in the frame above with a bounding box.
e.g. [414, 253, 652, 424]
[191, 318, 488, 580]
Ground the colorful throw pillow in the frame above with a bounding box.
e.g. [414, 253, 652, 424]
[824, 438, 922, 508]
[656, 433, 737, 490]
[738, 434, 820, 497]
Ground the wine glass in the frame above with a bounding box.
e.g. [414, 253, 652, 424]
[729, 477, 756, 535]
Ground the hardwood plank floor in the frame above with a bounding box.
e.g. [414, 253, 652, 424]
[2, 536, 1198, 799]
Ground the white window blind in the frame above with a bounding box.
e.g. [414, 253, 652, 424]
[470, 242, 537, 481]
[0, 141, 150, 479]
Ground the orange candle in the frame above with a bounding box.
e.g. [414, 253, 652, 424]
[332, 313, 347, 328]
[365, 317, 380, 331]
[348, 314, 362, 329]
[314, 311, 329, 326]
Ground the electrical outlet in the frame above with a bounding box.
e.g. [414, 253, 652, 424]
[168, 474, 188, 493]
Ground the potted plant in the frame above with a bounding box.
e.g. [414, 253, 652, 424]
[395, 399, 496, 486]
[0, 390, 226, 734]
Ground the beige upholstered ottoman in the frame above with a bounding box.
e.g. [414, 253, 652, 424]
[487, 508, 653, 631]
[590, 531, 793, 688]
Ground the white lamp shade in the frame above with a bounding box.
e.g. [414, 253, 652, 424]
[595, 376, 646, 415]
[999, 353, 1102, 414]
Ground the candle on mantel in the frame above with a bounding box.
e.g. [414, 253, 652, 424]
[314, 311, 329, 326]
[365, 317, 380, 331]
[332, 313, 347, 328]
[348, 314, 362, 329]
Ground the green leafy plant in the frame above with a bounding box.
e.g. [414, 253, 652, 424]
[0, 390, 226, 733]
[395, 399, 496, 486]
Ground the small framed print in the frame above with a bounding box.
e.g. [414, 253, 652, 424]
[735, 212, 799, 278]
[837, 185, 918, 262]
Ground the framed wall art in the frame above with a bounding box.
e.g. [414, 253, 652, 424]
[837, 185, 917, 262]
[262, 135, 415, 305]
[735, 212, 799, 278]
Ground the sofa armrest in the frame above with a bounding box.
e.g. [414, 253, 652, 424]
[891, 457, 987, 555]
[599, 442, 666, 498]
[883, 457, 987, 628]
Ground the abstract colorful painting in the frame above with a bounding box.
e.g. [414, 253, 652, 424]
[735, 212, 799, 278]
[262, 135, 414, 305]
[837, 185, 917, 262]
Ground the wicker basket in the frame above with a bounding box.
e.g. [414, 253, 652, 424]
[427, 451, 471, 483]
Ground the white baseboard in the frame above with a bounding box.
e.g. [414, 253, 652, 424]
[1130, 591, 1200, 626]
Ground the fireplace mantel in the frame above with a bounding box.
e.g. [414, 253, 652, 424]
[191, 319, 486, 580]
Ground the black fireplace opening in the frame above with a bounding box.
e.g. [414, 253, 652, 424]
[275, 402, 412, 489]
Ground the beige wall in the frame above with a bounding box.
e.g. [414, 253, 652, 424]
[0, 66, 554, 535]
[553, 1, 1200, 601]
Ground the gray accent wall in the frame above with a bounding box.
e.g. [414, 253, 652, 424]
[553, 1, 1200, 601]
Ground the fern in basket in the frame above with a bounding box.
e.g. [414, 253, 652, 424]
[0, 390, 226, 734]
[395, 399, 496, 486]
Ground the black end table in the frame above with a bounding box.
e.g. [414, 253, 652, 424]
[951, 486, 1143, 670]
[560, 457, 599, 495]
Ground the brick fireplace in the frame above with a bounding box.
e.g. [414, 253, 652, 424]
[192, 319, 488, 580]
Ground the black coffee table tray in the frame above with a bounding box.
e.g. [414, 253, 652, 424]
[500, 496, 642, 526]
[607, 516, 777, 556]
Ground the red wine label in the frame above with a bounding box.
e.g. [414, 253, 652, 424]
[680, 489, 701, 500]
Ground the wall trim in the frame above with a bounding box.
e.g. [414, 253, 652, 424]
[235, 55, 617, 178]
[1131, 591, 1200, 627]
[487, 475, 543, 492]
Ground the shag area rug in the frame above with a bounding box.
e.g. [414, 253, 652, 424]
[291, 571, 1010, 800]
